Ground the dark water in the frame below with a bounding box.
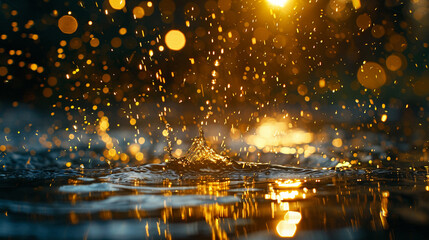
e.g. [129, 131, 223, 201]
[1, 108, 428, 239]
[1, 159, 429, 239]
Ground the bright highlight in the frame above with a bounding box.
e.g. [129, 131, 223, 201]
[109, 0, 126, 10]
[267, 0, 289, 7]
[165, 30, 186, 51]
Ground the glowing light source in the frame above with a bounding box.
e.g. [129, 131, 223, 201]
[276, 221, 297, 237]
[165, 30, 186, 51]
[267, 0, 289, 7]
[381, 114, 388, 122]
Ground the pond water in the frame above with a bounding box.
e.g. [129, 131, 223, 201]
[1, 162, 428, 239]
[1, 121, 428, 240]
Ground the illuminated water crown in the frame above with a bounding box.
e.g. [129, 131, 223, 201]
[168, 128, 233, 169]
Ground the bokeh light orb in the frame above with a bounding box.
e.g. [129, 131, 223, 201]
[386, 54, 402, 71]
[109, 0, 126, 10]
[284, 211, 302, 224]
[357, 62, 387, 89]
[133, 6, 145, 18]
[165, 30, 186, 51]
[276, 220, 297, 237]
[58, 15, 78, 34]
[356, 13, 371, 30]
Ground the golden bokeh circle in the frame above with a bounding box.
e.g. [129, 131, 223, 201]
[109, 0, 126, 10]
[386, 54, 402, 71]
[165, 30, 186, 51]
[357, 62, 387, 89]
[58, 15, 78, 34]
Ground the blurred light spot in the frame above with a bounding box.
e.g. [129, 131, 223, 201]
[58, 15, 78, 34]
[356, 13, 371, 30]
[162, 129, 169, 137]
[111, 37, 122, 48]
[386, 54, 402, 71]
[165, 30, 186, 51]
[218, 0, 232, 11]
[133, 6, 145, 18]
[357, 62, 386, 89]
[413, 77, 429, 96]
[388, 34, 407, 52]
[332, 138, 343, 148]
[109, 0, 126, 10]
[276, 179, 302, 188]
[119, 28, 127, 35]
[128, 143, 140, 155]
[90, 38, 100, 47]
[276, 221, 297, 238]
[284, 211, 302, 224]
[135, 152, 144, 161]
[0, 66, 7, 77]
[352, 0, 361, 9]
[371, 25, 385, 38]
[43, 88, 53, 98]
[254, 27, 270, 41]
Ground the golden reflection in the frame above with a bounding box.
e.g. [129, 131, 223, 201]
[380, 191, 389, 229]
[266, 179, 314, 202]
[197, 179, 230, 197]
[276, 179, 302, 188]
[276, 221, 297, 237]
[275, 206, 303, 238]
[284, 211, 302, 224]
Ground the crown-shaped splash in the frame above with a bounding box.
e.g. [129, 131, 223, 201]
[167, 127, 232, 169]
[181, 128, 229, 163]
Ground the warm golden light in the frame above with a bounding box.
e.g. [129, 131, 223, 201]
[245, 118, 313, 150]
[58, 15, 78, 34]
[284, 211, 302, 224]
[332, 138, 343, 148]
[357, 61, 387, 89]
[276, 179, 302, 188]
[132, 6, 145, 18]
[352, 0, 361, 9]
[109, 0, 126, 10]
[386, 54, 402, 71]
[276, 221, 297, 237]
[267, 0, 289, 7]
[381, 114, 388, 122]
[165, 30, 186, 51]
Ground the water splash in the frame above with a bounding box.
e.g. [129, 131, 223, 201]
[167, 128, 234, 170]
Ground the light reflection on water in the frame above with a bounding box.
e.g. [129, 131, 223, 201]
[1, 166, 428, 239]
